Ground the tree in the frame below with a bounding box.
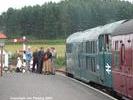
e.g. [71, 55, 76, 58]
[0, 0, 133, 39]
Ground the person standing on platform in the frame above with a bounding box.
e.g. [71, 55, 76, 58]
[32, 49, 39, 72]
[25, 46, 32, 72]
[43, 48, 52, 75]
[37, 47, 44, 74]
[51, 47, 57, 75]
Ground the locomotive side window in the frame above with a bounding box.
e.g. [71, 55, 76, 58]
[86, 41, 97, 53]
[115, 41, 118, 50]
[86, 41, 91, 53]
[121, 44, 125, 65]
[86, 41, 96, 72]
[93, 41, 97, 53]
[99, 35, 104, 52]
[114, 41, 119, 67]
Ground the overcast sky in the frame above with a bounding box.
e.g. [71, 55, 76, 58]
[0, 0, 62, 14]
[0, 0, 132, 14]
[123, 0, 133, 2]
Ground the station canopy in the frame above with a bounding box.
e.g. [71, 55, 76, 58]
[66, 20, 125, 43]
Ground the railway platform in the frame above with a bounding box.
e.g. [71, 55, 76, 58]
[0, 73, 117, 100]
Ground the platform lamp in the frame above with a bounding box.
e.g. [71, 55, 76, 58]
[0, 33, 7, 76]
[22, 36, 26, 51]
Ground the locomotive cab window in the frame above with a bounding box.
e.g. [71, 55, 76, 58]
[105, 34, 111, 51]
[98, 34, 111, 52]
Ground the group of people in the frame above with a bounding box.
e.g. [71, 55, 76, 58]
[16, 46, 57, 75]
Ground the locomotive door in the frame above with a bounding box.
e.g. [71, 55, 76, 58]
[120, 43, 127, 96]
[126, 35, 133, 98]
[98, 34, 112, 87]
[119, 35, 132, 97]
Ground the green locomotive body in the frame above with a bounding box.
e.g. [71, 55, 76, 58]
[66, 21, 124, 88]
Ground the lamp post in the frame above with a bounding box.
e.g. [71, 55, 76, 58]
[23, 36, 26, 51]
[0, 33, 7, 76]
[22, 36, 27, 64]
[0, 43, 4, 76]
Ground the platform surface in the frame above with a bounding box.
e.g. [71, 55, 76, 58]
[0, 73, 116, 100]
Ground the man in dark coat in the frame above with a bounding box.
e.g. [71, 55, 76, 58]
[32, 49, 39, 72]
[37, 47, 44, 74]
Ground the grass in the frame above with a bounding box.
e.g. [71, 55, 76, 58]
[5, 43, 66, 68]
[6, 39, 65, 45]
[5, 44, 65, 57]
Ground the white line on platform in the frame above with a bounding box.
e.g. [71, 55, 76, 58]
[57, 72, 118, 100]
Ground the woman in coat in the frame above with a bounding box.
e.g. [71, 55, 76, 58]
[43, 48, 52, 75]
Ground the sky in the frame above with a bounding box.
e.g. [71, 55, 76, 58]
[123, 0, 133, 2]
[0, 0, 62, 14]
[0, 0, 132, 14]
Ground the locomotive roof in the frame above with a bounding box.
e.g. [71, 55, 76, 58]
[112, 19, 133, 36]
[66, 20, 124, 43]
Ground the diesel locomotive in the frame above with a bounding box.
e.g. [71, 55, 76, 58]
[66, 19, 133, 99]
